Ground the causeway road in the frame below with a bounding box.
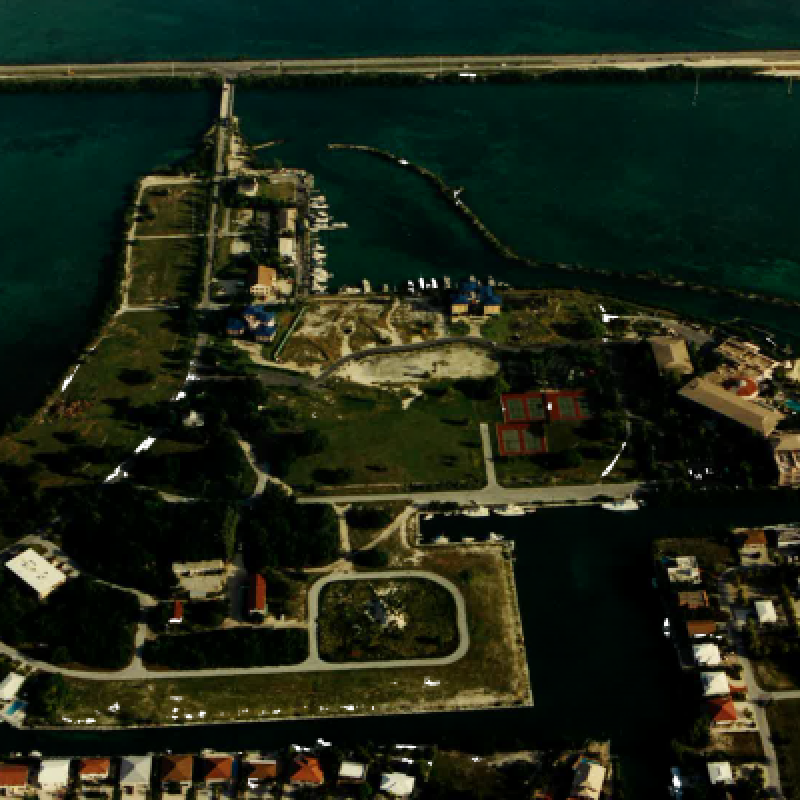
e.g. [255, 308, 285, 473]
[3, 51, 800, 81]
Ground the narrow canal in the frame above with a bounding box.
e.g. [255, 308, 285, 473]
[3, 502, 798, 797]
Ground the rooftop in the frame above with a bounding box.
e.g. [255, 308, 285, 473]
[5, 549, 66, 598]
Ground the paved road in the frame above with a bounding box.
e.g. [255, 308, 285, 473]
[479, 423, 498, 490]
[0, 570, 467, 681]
[297, 481, 643, 506]
[3, 51, 800, 81]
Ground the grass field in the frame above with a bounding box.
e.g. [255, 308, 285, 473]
[136, 185, 206, 237]
[769, 699, 800, 800]
[128, 237, 203, 306]
[51, 546, 530, 727]
[346, 502, 409, 551]
[0, 312, 189, 487]
[267, 382, 494, 491]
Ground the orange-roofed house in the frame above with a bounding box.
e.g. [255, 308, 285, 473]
[244, 759, 279, 788]
[78, 758, 111, 783]
[197, 756, 233, 785]
[707, 696, 738, 727]
[249, 574, 267, 617]
[289, 755, 324, 787]
[249, 265, 278, 302]
[686, 620, 718, 638]
[169, 600, 184, 625]
[160, 755, 193, 787]
[0, 764, 30, 796]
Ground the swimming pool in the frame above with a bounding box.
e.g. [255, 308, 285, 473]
[787, 399, 800, 413]
[5, 700, 26, 716]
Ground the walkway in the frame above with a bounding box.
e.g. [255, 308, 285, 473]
[479, 422, 497, 489]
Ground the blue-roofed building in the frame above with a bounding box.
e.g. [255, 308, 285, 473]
[226, 318, 246, 337]
[449, 279, 502, 317]
[254, 321, 277, 343]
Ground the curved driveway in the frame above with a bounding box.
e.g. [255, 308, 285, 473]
[0, 570, 468, 682]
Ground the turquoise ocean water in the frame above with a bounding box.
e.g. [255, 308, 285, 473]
[2, 0, 800, 64]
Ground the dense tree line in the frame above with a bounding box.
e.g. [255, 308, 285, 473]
[240, 485, 339, 572]
[23, 674, 72, 723]
[0, 575, 138, 669]
[58, 485, 239, 595]
[143, 628, 308, 668]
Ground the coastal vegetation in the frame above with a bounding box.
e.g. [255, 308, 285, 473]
[142, 628, 309, 669]
[0, 574, 138, 669]
[318, 578, 459, 662]
[769, 700, 800, 800]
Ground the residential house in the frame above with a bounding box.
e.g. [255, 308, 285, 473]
[755, 600, 778, 625]
[118, 755, 153, 795]
[677, 590, 708, 610]
[289, 755, 324, 788]
[707, 762, 734, 786]
[693, 642, 722, 667]
[5, 549, 67, 600]
[0, 673, 25, 703]
[248, 574, 267, 617]
[379, 773, 416, 798]
[0, 764, 30, 797]
[338, 762, 366, 785]
[770, 432, 800, 488]
[449, 280, 502, 318]
[649, 336, 694, 376]
[687, 620, 718, 638]
[196, 756, 233, 786]
[707, 696, 738, 727]
[248, 265, 277, 303]
[253, 315, 277, 344]
[169, 600, 184, 625]
[678, 378, 784, 437]
[238, 177, 258, 197]
[278, 236, 296, 264]
[701, 671, 731, 698]
[77, 758, 111, 783]
[665, 556, 701, 586]
[37, 759, 71, 791]
[160, 755, 194, 788]
[278, 208, 297, 234]
[242, 759, 278, 790]
[567, 757, 606, 800]
[739, 529, 767, 557]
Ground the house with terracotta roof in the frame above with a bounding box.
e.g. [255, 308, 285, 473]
[289, 755, 324, 787]
[169, 600, 184, 625]
[707, 696, 738, 727]
[243, 759, 278, 789]
[687, 620, 718, 638]
[196, 756, 233, 785]
[248, 265, 278, 303]
[676, 590, 708, 610]
[77, 758, 112, 783]
[248, 573, 267, 617]
[0, 764, 30, 796]
[160, 755, 193, 787]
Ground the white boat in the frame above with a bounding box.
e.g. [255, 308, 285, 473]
[433, 535, 449, 544]
[493, 504, 526, 517]
[463, 536, 475, 543]
[663, 617, 671, 638]
[462, 506, 489, 518]
[488, 532, 504, 542]
[423, 513, 434, 521]
[601, 496, 640, 512]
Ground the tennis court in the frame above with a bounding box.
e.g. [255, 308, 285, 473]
[496, 423, 547, 457]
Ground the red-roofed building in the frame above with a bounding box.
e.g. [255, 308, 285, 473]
[169, 600, 184, 625]
[249, 574, 267, 616]
[160, 755, 193, 786]
[0, 764, 30, 795]
[707, 696, 738, 726]
[78, 758, 111, 782]
[686, 620, 718, 638]
[244, 759, 279, 787]
[197, 757, 233, 785]
[289, 755, 324, 787]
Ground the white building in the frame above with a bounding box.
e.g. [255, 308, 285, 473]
[701, 671, 731, 698]
[338, 761, 366, 782]
[279, 236, 296, 263]
[37, 759, 71, 790]
[379, 773, 416, 798]
[755, 600, 778, 625]
[5, 549, 67, 599]
[569, 759, 606, 800]
[119, 754, 153, 792]
[692, 643, 722, 667]
[707, 761, 734, 785]
[0, 673, 25, 702]
[666, 556, 701, 585]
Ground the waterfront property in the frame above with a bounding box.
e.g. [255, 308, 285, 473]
[288, 755, 324, 787]
[160, 755, 193, 788]
[771, 431, 800, 487]
[119, 755, 153, 794]
[449, 279, 502, 318]
[0, 765, 29, 797]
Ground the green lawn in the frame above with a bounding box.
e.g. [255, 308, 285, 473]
[0, 312, 189, 487]
[128, 237, 203, 306]
[52, 547, 530, 727]
[136, 184, 207, 237]
[267, 383, 495, 491]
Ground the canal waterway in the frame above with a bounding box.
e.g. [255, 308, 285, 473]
[3, 0, 800, 64]
[2, 502, 799, 798]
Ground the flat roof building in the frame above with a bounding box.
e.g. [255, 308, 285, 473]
[707, 761, 734, 786]
[771, 432, 800, 488]
[5, 549, 67, 599]
[693, 642, 722, 667]
[755, 600, 778, 625]
[568, 757, 606, 800]
[37, 759, 71, 790]
[0, 673, 25, 702]
[678, 377, 785, 437]
[649, 336, 693, 376]
[380, 773, 416, 798]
